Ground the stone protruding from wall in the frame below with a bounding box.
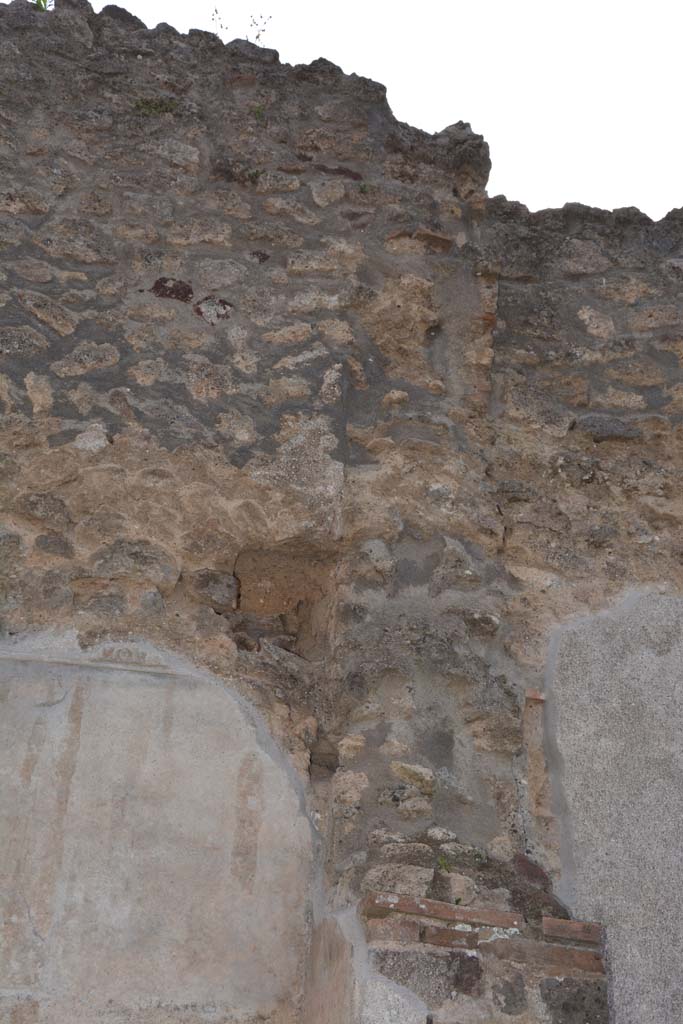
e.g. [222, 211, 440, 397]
[0, 634, 315, 1023]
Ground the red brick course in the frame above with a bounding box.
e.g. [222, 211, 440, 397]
[361, 892, 522, 930]
[419, 924, 479, 950]
[361, 892, 606, 981]
[485, 938, 605, 975]
[365, 915, 422, 944]
[542, 916, 604, 946]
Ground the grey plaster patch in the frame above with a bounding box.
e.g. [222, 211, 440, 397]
[360, 975, 428, 1024]
[545, 591, 683, 1024]
[0, 631, 316, 1023]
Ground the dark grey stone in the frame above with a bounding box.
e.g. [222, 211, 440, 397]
[492, 971, 527, 1015]
[573, 413, 642, 442]
[540, 978, 608, 1024]
[371, 948, 482, 1004]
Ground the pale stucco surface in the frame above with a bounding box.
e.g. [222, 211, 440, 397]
[0, 634, 315, 1023]
[547, 591, 683, 1024]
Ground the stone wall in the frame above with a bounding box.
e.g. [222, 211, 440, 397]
[2, 0, 683, 1020]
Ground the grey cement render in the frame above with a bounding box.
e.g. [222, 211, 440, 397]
[0, 633, 315, 1023]
[546, 591, 683, 1024]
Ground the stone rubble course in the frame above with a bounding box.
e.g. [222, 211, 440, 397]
[1, 0, 683, 1021]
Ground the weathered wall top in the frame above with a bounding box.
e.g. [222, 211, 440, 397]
[2, 1, 683, 1021]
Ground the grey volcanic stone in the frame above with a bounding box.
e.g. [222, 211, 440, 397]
[574, 413, 642, 442]
[540, 978, 608, 1024]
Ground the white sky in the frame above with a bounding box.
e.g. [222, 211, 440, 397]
[14, 0, 683, 219]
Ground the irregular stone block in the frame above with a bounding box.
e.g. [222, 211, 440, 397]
[540, 977, 608, 1024]
[362, 864, 434, 898]
[0, 325, 48, 357]
[186, 568, 239, 613]
[51, 340, 119, 377]
[573, 412, 642, 442]
[371, 947, 483, 1003]
[89, 539, 179, 594]
[390, 761, 435, 796]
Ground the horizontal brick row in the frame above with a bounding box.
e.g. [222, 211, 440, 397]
[486, 938, 605, 975]
[362, 892, 606, 978]
[362, 891, 522, 930]
[377, 923, 605, 976]
[542, 915, 604, 947]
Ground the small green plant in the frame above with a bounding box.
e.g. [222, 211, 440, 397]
[211, 6, 229, 39]
[134, 98, 179, 117]
[220, 162, 262, 185]
[247, 13, 272, 43]
[211, 8, 272, 44]
[437, 854, 453, 874]
[252, 105, 266, 121]
[359, 183, 369, 195]
[32, 0, 53, 9]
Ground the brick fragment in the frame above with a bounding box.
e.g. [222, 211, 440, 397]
[420, 924, 478, 950]
[542, 916, 604, 947]
[484, 938, 604, 975]
[361, 891, 522, 930]
[365, 915, 422, 944]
